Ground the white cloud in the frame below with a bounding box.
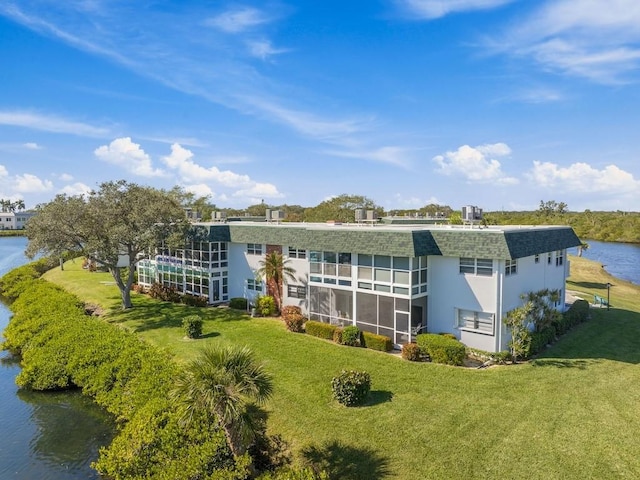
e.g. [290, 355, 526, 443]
[59, 173, 74, 181]
[0, 164, 7, 178]
[162, 143, 283, 198]
[493, 0, 640, 83]
[433, 142, 519, 184]
[528, 160, 640, 194]
[206, 7, 271, 33]
[13, 174, 54, 193]
[247, 39, 289, 60]
[94, 137, 166, 177]
[0, 110, 109, 137]
[326, 146, 411, 168]
[59, 182, 92, 196]
[183, 183, 214, 199]
[23, 142, 42, 150]
[386, 194, 443, 209]
[398, 0, 514, 19]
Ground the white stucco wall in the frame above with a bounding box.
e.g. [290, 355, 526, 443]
[427, 256, 499, 352]
[281, 254, 310, 313]
[227, 243, 260, 303]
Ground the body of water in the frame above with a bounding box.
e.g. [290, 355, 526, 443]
[572, 240, 640, 285]
[0, 236, 114, 480]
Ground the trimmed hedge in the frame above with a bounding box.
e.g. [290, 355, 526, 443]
[229, 297, 248, 310]
[331, 370, 371, 407]
[401, 343, 422, 361]
[0, 262, 248, 479]
[182, 315, 203, 339]
[304, 320, 339, 340]
[362, 331, 393, 352]
[340, 326, 361, 347]
[416, 333, 466, 366]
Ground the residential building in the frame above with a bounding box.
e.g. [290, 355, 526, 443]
[137, 220, 581, 352]
[0, 211, 35, 230]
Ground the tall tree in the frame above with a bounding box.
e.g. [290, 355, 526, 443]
[171, 346, 273, 467]
[25, 180, 190, 309]
[256, 251, 296, 313]
[304, 194, 382, 223]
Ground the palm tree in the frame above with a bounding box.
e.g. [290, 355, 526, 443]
[171, 345, 273, 463]
[256, 251, 296, 313]
[577, 242, 589, 257]
[14, 199, 25, 212]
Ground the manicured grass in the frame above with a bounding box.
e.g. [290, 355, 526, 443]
[44, 257, 640, 479]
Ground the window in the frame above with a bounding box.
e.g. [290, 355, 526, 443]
[288, 247, 306, 259]
[247, 243, 263, 255]
[247, 278, 262, 292]
[460, 257, 475, 274]
[457, 309, 494, 335]
[547, 253, 552, 264]
[460, 258, 493, 276]
[287, 284, 306, 299]
[556, 250, 564, 266]
[534, 254, 540, 264]
[476, 259, 493, 276]
[505, 259, 517, 276]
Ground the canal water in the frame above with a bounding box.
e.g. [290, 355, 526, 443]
[0, 236, 114, 479]
[572, 239, 640, 285]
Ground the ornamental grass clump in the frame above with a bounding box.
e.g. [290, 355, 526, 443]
[331, 370, 371, 407]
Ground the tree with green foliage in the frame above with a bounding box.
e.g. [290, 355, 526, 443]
[303, 194, 382, 223]
[503, 305, 531, 362]
[171, 346, 274, 470]
[25, 180, 190, 309]
[257, 251, 296, 313]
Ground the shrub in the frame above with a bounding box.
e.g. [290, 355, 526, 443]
[284, 314, 305, 333]
[180, 293, 208, 307]
[339, 326, 361, 346]
[132, 283, 145, 294]
[402, 343, 422, 361]
[439, 333, 458, 341]
[332, 327, 343, 344]
[362, 331, 393, 352]
[467, 347, 512, 364]
[281, 305, 302, 319]
[304, 320, 338, 341]
[182, 315, 203, 339]
[257, 296, 277, 317]
[529, 327, 555, 356]
[416, 333, 466, 366]
[148, 283, 181, 303]
[229, 297, 248, 310]
[331, 370, 371, 407]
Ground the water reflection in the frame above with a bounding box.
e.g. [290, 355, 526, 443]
[1, 237, 115, 479]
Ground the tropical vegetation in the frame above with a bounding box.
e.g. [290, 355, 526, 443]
[7, 253, 632, 479]
[24, 180, 190, 309]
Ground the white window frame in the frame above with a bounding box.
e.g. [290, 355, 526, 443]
[505, 259, 517, 276]
[460, 258, 493, 276]
[288, 247, 306, 259]
[247, 278, 262, 292]
[247, 243, 263, 255]
[456, 308, 495, 335]
[555, 250, 564, 266]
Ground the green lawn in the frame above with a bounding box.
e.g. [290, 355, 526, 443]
[44, 256, 640, 479]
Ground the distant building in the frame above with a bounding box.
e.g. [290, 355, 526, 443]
[137, 220, 581, 352]
[0, 211, 35, 230]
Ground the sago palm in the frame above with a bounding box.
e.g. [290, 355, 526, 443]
[171, 345, 273, 460]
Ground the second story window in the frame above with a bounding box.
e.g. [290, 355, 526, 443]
[505, 259, 517, 276]
[247, 243, 263, 255]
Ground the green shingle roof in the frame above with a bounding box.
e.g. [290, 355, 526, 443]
[200, 222, 581, 259]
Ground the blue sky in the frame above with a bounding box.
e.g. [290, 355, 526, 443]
[1, 0, 639, 212]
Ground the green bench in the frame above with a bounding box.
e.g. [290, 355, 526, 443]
[593, 294, 610, 307]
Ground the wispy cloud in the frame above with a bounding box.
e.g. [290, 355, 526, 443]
[246, 39, 290, 60]
[488, 0, 640, 84]
[205, 6, 272, 33]
[325, 146, 412, 168]
[397, 0, 514, 19]
[0, 2, 389, 164]
[433, 142, 519, 184]
[0, 110, 110, 137]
